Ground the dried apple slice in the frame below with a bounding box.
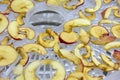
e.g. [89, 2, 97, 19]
[8, 21, 26, 40]
[23, 44, 47, 55]
[64, 18, 91, 32]
[85, 0, 102, 13]
[19, 27, 36, 40]
[16, 47, 28, 66]
[90, 26, 109, 38]
[79, 28, 90, 44]
[79, 10, 96, 20]
[118, 0, 120, 5]
[0, 13, 9, 33]
[98, 64, 114, 71]
[0, 46, 18, 66]
[0, 36, 10, 45]
[42, 59, 66, 80]
[113, 50, 120, 61]
[25, 60, 40, 80]
[98, 19, 120, 25]
[104, 41, 120, 50]
[63, 0, 84, 10]
[111, 24, 120, 38]
[104, 0, 112, 4]
[11, 0, 34, 13]
[46, 0, 65, 6]
[101, 7, 112, 19]
[37, 28, 59, 48]
[59, 31, 79, 44]
[16, 14, 25, 25]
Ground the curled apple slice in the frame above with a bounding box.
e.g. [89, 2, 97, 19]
[59, 31, 79, 44]
[23, 44, 47, 55]
[16, 14, 25, 25]
[104, 41, 120, 50]
[25, 60, 40, 80]
[19, 27, 36, 40]
[37, 28, 59, 48]
[111, 24, 120, 38]
[114, 9, 120, 18]
[63, 0, 84, 10]
[104, 0, 112, 4]
[0, 13, 9, 33]
[98, 64, 113, 71]
[79, 10, 96, 20]
[0, 46, 18, 66]
[11, 0, 34, 13]
[85, 0, 102, 13]
[113, 50, 120, 61]
[0, 36, 10, 45]
[98, 19, 120, 25]
[64, 18, 91, 32]
[8, 21, 26, 40]
[90, 26, 108, 38]
[42, 59, 66, 80]
[79, 28, 90, 44]
[16, 47, 28, 66]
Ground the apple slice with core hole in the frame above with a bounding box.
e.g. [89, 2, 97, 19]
[8, 21, 26, 40]
[111, 24, 120, 38]
[23, 44, 47, 55]
[0, 46, 18, 66]
[64, 18, 91, 32]
[113, 50, 120, 61]
[11, 0, 34, 13]
[90, 26, 109, 38]
[0, 13, 9, 33]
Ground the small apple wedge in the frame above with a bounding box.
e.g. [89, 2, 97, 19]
[23, 44, 47, 55]
[19, 27, 36, 40]
[37, 28, 59, 48]
[79, 28, 90, 44]
[11, 0, 34, 13]
[0, 13, 9, 33]
[8, 21, 26, 40]
[113, 50, 120, 61]
[101, 8, 112, 19]
[42, 59, 66, 80]
[90, 26, 109, 38]
[111, 24, 120, 38]
[25, 60, 40, 80]
[64, 18, 91, 32]
[59, 31, 79, 44]
[85, 0, 102, 13]
[0, 46, 18, 66]
[16, 14, 25, 25]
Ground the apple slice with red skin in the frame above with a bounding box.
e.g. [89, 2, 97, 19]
[59, 31, 79, 44]
[101, 8, 112, 19]
[113, 50, 120, 61]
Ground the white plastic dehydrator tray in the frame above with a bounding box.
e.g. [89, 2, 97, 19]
[0, 0, 120, 80]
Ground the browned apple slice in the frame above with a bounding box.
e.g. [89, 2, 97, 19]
[104, 0, 112, 4]
[90, 26, 109, 38]
[11, 0, 34, 13]
[101, 8, 112, 19]
[59, 31, 79, 44]
[85, 0, 102, 13]
[113, 50, 120, 61]
[79, 28, 90, 44]
[0, 13, 9, 33]
[16, 14, 25, 25]
[0, 46, 18, 66]
[64, 18, 91, 33]
[37, 28, 59, 48]
[8, 21, 26, 40]
[111, 24, 120, 38]
[63, 0, 84, 10]
[19, 27, 36, 40]
[23, 44, 47, 55]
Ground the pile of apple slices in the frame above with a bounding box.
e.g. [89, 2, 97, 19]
[1, 0, 120, 80]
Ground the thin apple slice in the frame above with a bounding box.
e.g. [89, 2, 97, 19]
[8, 21, 26, 40]
[98, 19, 120, 25]
[79, 28, 90, 44]
[113, 50, 120, 61]
[104, 0, 112, 4]
[64, 18, 91, 32]
[42, 59, 66, 80]
[19, 27, 36, 40]
[25, 60, 40, 80]
[0, 13, 9, 33]
[11, 0, 34, 13]
[79, 10, 96, 20]
[104, 41, 120, 50]
[98, 64, 114, 71]
[63, 0, 84, 10]
[111, 24, 120, 38]
[14, 64, 24, 75]
[0, 36, 10, 45]
[0, 46, 18, 66]
[46, 0, 62, 6]
[37, 28, 59, 48]
[91, 35, 116, 45]
[114, 9, 120, 18]
[23, 44, 47, 55]
[16, 14, 25, 25]
[101, 7, 112, 19]
[16, 47, 28, 66]
[85, 0, 102, 13]
[59, 31, 79, 44]
[90, 26, 109, 38]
